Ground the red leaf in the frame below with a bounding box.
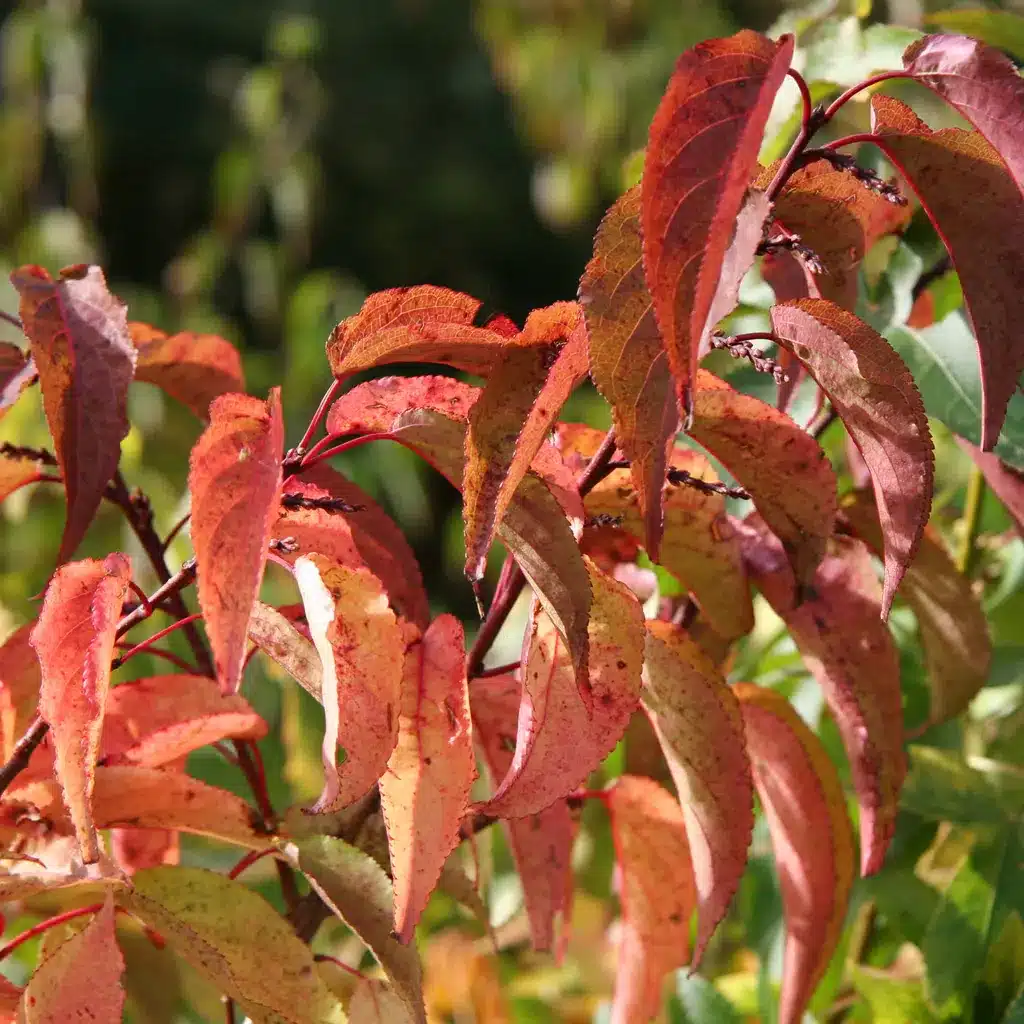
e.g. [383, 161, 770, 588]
[294, 555, 410, 813]
[328, 376, 592, 681]
[129, 322, 244, 420]
[111, 826, 179, 874]
[20, 894, 125, 1023]
[463, 302, 588, 580]
[842, 491, 991, 726]
[275, 464, 430, 627]
[740, 517, 906, 874]
[102, 674, 267, 766]
[955, 435, 1024, 535]
[381, 615, 475, 942]
[903, 34, 1024, 197]
[770, 299, 934, 616]
[31, 554, 132, 863]
[470, 674, 575, 953]
[480, 559, 644, 819]
[0, 449, 49, 504]
[10, 265, 137, 563]
[605, 775, 696, 1024]
[0, 623, 41, 760]
[735, 683, 856, 1024]
[642, 621, 753, 961]
[689, 370, 837, 587]
[641, 30, 793, 417]
[870, 94, 1024, 450]
[326, 286, 509, 379]
[0, 342, 36, 421]
[189, 389, 284, 693]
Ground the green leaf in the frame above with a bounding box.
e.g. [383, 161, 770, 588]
[851, 965, 940, 1024]
[1003, 981, 1024, 1024]
[671, 972, 741, 1023]
[901, 747, 1024, 825]
[925, 10, 1024, 62]
[122, 866, 347, 1024]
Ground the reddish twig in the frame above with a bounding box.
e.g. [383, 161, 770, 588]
[228, 848, 278, 880]
[114, 641, 197, 675]
[112, 613, 203, 669]
[161, 511, 192, 552]
[822, 70, 911, 121]
[293, 378, 344, 460]
[0, 716, 50, 798]
[787, 68, 814, 132]
[281, 493, 364, 514]
[710, 332, 789, 384]
[0, 311, 24, 333]
[0, 902, 104, 961]
[299, 431, 395, 469]
[0, 443, 57, 466]
[314, 954, 370, 981]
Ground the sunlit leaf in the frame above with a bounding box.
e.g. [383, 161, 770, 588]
[642, 622, 753, 961]
[0, 449, 48, 505]
[955, 436, 1024, 533]
[189, 389, 284, 694]
[349, 979, 417, 1024]
[248, 601, 323, 700]
[735, 683, 856, 1024]
[924, 11, 1024, 62]
[10, 264, 137, 563]
[110, 826, 179, 874]
[0, 622, 41, 761]
[31, 554, 132, 863]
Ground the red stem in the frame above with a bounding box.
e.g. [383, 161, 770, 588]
[115, 613, 203, 667]
[126, 580, 153, 617]
[0, 903, 104, 961]
[314, 954, 369, 981]
[300, 432, 395, 469]
[823, 132, 881, 151]
[161, 511, 191, 552]
[115, 641, 196, 675]
[729, 331, 778, 345]
[295, 378, 343, 456]
[786, 67, 813, 131]
[822, 70, 911, 121]
[228, 848, 277, 880]
[472, 660, 521, 679]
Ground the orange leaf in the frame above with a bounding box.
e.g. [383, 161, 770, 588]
[606, 775, 696, 1024]
[111, 826, 179, 874]
[294, 555, 409, 813]
[689, 370, 837, 588]
[10, 265, 137, 563]
[470, 674, 575, 953]
[102, 673, 267, 766]
[129, 322, 244, 420]
[641, 30, 792, 417]
[741, 517, 905, 874]
[189, 389, 284, 693]
[463, 302, 588, 581]
[0, 342, 35, 422]
[275, 464, 430, 627]
[0, 449, 48, 504]
[326, 286, 510, 379]
[870, 94, 1024, 450]
[771, 299, 934, 616]
[20, 894, 125, 1023]
[842, 491, 991, 726]
[382, 615, 476, 942]
[0, 623, 41, 761]
[642, 621, 753, 961]
[480, 559, 644, 819]
[735, 683, 855, 1024]
[31, 554, 132, 863]
[349, 979, 418, 1024]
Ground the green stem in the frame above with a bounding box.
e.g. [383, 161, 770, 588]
[958, 465, 986, 575]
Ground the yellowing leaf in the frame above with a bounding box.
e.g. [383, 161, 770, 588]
[642, 621, 753, 962]
[349, 979, 417, 1024]
[382, 615, 475, 942]
[770, 299, 934, 616]
[606, 775, 696, 1024]
[480, 560, 644, 819]
[0, 450, 47, 505]
[32, 554, 132, 863]
[0, 341, 35, 423]
[189, 390, 284, 694]
[20, 895, 125, 1023]
[248, 601, 323, 700]
[123, 865, 346, 1023]
[294, 555, 408, 812]
[735, 684, 855, 1024]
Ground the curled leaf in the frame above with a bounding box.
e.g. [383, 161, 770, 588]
[294, 554, 408, 812]
[11, 264, 137, 563]
[642, 621, 753, 962]
[606, 775, 696, 1024]
[0, 342, 35, 421]
[771, 299, 934, 616]
[31, 554, 132, 863]
[189, 389, 284, 693]
[735, 683, 856, 1024]
[247, 601, 323, 700]
[382, 615, 475, 942]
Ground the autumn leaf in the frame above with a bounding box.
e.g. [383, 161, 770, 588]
[735, 683, 856, 1024]
[0, 342, 36, 421]
[470, 674, 575, 953]
[770, 299, 934, 616]
[842, 490, 991, 726]
[350, 979, 418, 1024]
[102, 673, 267, 766]
[20, 895, 125, 1024]
[326, 285, 511, 379]
[10, 264, 137, 563]
[327, 376, 592, 682]
[110, 827, 179, 874]
[902, 34, 1024, 196]
[122, 865, 347, 1023]
[248, 601, 323, 700]
[294, 554, 408, 812]
[480, 559, 644, 819]
[31, 553, 132, 863]
[642, 621, 753, 962]
[0, 449, 50, 504]
[275, 463, 430, 627]
[290, 835, 426, 1024]
[870, 94, 1024, 451]
[740, 516, 906, 875]
[579, 185, 678, 560]
[689, 370, 837, 587]
[189, 389, 284, 694]
[606, 775, 696, 1024]
[955, 436, 1024, 535]
[129, 322, 244, 420]
[641, 30, 793, 417]
[382, 615, 475, 942]
[0, 622, 41, 760]
[463, 301, 589, 581]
